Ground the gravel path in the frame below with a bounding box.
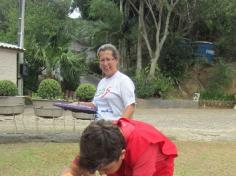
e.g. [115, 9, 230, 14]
[0, 107, 235, 142]
[135, 108, 236, 141]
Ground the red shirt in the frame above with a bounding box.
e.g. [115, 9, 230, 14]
[109, 118, 177, 176]
[73, 118, 177, 176]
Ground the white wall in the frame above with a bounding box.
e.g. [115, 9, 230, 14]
[0, 48, 17, 84]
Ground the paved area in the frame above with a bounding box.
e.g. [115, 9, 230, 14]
[0, 106, 236, 142]
[135, 108, 236, 141]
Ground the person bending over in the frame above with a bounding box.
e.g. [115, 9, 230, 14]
[61, 118, 177, 176]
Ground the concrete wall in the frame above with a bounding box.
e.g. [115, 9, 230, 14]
[0, 48, 17, 84]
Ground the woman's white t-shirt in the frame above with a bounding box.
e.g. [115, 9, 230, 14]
[92, 71, 135, 120]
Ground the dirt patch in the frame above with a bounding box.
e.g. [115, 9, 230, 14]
[179, 62, 236, 98]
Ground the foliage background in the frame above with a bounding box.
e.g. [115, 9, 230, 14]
[0, 0, 235, 99]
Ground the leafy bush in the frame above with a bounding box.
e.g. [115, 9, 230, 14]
[155, 72, 174, 97]
[200, 90, 235, 101]
[59, 51, 88, 91]
[159, 36, 194, 81]
[37, 79, 62, 99]
[207, 61, 234, 92]
[136, 79, 156, 98]
[134, 71, 156, 98]
[200, 61, 235, 102]
[87, 59, 102, 75]
[134, 69, 174, 98]
[75, 83, 96, 101]
[0, 80, 18, 96]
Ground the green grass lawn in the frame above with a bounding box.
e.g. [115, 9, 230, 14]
[0, 141, 235, 176]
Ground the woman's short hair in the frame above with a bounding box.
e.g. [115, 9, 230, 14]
[97, 43, 120, 60]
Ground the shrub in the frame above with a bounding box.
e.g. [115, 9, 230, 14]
[37, 79, 62, 99]
[87, 59, 102, 75]
[0, 80, 18, 96]
[200, 90, 235, 101]
[75, 83, 96, 101]
[155, 73, 174, 97]
[59, 51, 87, 91]
[134, 71, 156, 98]
[200, 61, 235, 102]
[134, 69, 174, 99]
[207, 61, 234, 92]
[159, 36, 194, 81]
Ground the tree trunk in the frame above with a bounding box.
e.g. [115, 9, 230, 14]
[136, 0, 144, 75]
[120, 0, 123, 12]
[147, 0, 178, 77]
[128, 0, 179, 77]
[149, 48, 160, 77]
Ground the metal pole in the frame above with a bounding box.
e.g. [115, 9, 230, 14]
[17, 0, 25, 95]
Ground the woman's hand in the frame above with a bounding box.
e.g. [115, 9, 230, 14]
[61, 162, 95, 176]
[61, 171, 73, 176]
[78, 102, 96, 108]
[69, 101, 95, 108]
[70, 102, 79, 105]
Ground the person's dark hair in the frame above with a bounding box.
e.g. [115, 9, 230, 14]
[97, 43, 120, 60]
[78, 120, 125, 173]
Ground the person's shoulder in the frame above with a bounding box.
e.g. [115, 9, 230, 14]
[98, 77, 106, 84]
[116, 71, 133, 81]
[116, 71, 128, 77]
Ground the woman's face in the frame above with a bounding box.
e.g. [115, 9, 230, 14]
[98, 50, 118, 77]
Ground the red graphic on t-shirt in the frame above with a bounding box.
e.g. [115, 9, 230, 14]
[101, 86, 111, 98]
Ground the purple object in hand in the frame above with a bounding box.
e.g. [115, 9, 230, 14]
[54, 102, 97, 114]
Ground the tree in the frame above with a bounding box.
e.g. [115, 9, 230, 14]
[170, 0, 197, 36]
[59, 50, 87, 91]
[128, 0, 180, 77]
[136, 0, 144, 74]
[0, 0, 82, 92]
[72, 0, 122, 46]
[190, 0, 236, 58]
[0, 0, 18, 43]
[72, 0, 138, 71]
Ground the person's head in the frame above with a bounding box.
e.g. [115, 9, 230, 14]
[78, 120, 125, 175]
[97, 44, 119, 77]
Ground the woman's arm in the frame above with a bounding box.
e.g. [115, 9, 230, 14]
[79, 101, 96, 108]
[120, 76, 136, 118]
[122, 103, 135, 118]
[70, 101, 96, 108]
